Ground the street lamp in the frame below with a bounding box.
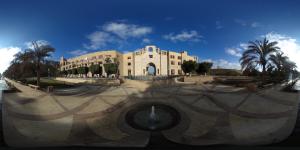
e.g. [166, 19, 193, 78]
[48, 68, 50, 78]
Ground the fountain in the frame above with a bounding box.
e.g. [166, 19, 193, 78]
[125, 103, 180, 131]
[149, 105, 159, 130]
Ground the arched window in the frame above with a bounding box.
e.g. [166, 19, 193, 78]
[148, 47, 153, 52]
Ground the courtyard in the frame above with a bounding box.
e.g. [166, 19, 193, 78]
[2, 78, 300, 147]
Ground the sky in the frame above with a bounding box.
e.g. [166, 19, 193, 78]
[1, 0, 300, 73]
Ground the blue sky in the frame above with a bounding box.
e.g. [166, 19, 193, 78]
[1, 0, 300, 73]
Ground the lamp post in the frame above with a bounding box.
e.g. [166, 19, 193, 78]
[48, 68, 50, 78]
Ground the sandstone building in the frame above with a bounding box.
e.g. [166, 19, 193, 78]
[60, 45, 198, 77]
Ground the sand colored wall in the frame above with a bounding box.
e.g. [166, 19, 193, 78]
[60, 45, 198, 77]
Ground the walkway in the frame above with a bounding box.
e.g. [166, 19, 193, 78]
[2, 78, 299, 147]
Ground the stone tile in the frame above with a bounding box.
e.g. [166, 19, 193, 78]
[238, 94, 294, 114]
[11, 116, 73, 142]
[229, 114, 291, 144]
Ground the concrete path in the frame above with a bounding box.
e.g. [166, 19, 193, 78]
[2, 78, 299, 147]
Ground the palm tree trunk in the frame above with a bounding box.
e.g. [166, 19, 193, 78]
[36, 59, 41, 87]
[262, 64, 266, 83]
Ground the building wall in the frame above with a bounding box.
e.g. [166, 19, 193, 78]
[60, 45, 198, 77]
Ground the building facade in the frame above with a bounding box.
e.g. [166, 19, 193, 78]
[60, 45, 198, 77]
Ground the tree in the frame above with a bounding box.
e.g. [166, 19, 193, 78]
[77, 67, 88, 77]
[89, 64, 102, 77]
[105, 57, 112, 63]
[268, 51, 297, 80]
[67, 70, 72, 76]
[196, 62, 213, 75]
[26, 41, 55, 86]
[269, 52, 289, 72]
[242, 67, 260, 76]
[240, 38, 280, 78]
[60, 69, 68, 77]
[103, 57, 119, 78]
[181, 60, 197, 75]
[12, 50, 36, 79]
[104, 63, 118, 77]
[72, 68, 78, 76]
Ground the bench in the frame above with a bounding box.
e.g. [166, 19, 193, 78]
[28, 84, 39, 90]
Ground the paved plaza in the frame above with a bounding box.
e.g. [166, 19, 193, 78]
[2, 78, 300, 147]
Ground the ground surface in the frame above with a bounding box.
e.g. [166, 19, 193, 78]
[2, 78, 300, 147]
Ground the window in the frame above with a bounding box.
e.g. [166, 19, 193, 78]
[178, 69, 182, 75]
[149, 55, 153, 58]
[170, 55, 175, 59]
[178, 56, 182, 59]
[178, 62, 181, 65]
[171, 61, 175, 65]
[127, 56, 131, 59]
[128, 69, 131, 76]
[128, 62, 131, 66]
[171, 69, 175, 75]
[157, 69, 159, 74]
[148, 47, 153, 52]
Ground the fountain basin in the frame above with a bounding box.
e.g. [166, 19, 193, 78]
[125, 103, 181, 131]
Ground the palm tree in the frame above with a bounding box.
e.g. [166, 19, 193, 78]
[269, 51, 289, 72]
[240, 38, 280, 78]
[270, 51, 297, 75]
[26, 41, 55, 86]
[12, 50, 35, 79]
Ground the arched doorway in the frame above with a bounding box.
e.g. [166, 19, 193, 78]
[146, 63, 156, 76]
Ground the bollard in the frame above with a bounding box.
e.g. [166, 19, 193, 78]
[47, 86, 54, 93]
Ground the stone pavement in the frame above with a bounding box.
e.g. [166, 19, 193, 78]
[2, 78, 300, 147]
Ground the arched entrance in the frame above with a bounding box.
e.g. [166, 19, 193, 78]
[147, 63, 156, 76]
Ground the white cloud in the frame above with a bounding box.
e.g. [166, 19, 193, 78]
[69, 50, 88, 56]
[84, 21, 153, 50]
[163, 30, 202, 42]
[251, 22, 261, 28]
[0, 47, 21, 73]
[226, 48, 242, 57]
[216, 21, 223, 29]
[25, 40, 50, 49]
[234, 19, 247, 26]
[84, 31, 114, 50]
[142, 38, 151, 44]
[102, 22, 152, 39]
[225, 43, 248, 57]
[239, 43, 248, 50]
[264, 32, 300, 70]
[234, 19, 261, 28]
[212, 59, 241, 70]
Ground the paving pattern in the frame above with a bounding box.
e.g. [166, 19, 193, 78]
[2, 79, 300, 147]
